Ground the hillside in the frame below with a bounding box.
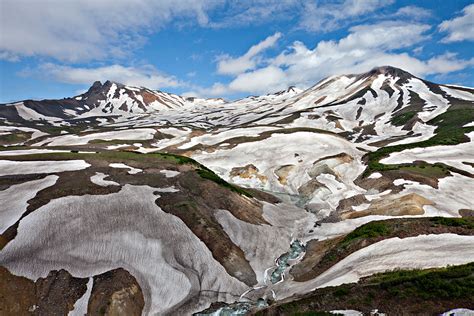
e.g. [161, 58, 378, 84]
[0, 66, 473, 315]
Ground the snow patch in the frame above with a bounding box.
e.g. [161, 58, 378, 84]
[109, 163, 142, 174]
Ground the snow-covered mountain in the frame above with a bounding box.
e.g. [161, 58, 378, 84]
[1, 66, 473, 315]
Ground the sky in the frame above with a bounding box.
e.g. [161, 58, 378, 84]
[0, 0, 473, 103]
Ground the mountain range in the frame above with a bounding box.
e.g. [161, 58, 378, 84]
[0, 66, 473, 315]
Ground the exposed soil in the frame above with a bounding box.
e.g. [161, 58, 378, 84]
[340, 193, 433, 219]
[258, 263, 474, 316]
[88, 268, 144, 316]
[230, 164, 267, 183]
[157, 170, 264, 286]
[0, 267, 88, 316]
[0, 266, 144, 316]
[290, 217, 474, 282]
[0, 151, 266, 286]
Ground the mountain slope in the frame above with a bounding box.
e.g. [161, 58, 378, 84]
[0, 66, 473, 315]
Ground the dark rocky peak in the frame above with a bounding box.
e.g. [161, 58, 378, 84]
[80, 80, 129, 102]
[370, 66, 414, 80]
[351, 66, 415, 85]
[85, 81, 105, 96]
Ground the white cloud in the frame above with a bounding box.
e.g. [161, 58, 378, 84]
[299, 0, 394, 32]
[197, 21, 473, 97]
[394, 6, 432, 20]
[228, 66, 287, 94]
[0, 0, 218, 62]
[217, 32, 282, 75]
[439, 4, 474, 42]
[36, 64, 181, 89]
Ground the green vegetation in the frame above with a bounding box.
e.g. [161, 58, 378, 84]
[398, 163, 451, 178]
[371, 262, 474, 299]
[1, 149, 253, 197]
[365, 108, 474, 176]
[430, 216, 474, 229]
[0, 132, 31, 145]
[196, 168, 253, 197]
[390, 111, 417, 126]
[316, 221, 391, 268]
[333, 286, 350, 297]
[342, 221, 391, 245]
[260, 263, 474, 315]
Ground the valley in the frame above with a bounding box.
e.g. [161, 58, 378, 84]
[0, 66, 473, 315]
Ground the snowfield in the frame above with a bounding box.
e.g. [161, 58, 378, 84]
[277, 234, 474, 300]
[0, 175, 58, 233]
[0, 160, 90, 176]
[0, 66, 473, 315]
[0, 185, 248, 315]
[90, 172, 120, 187]
[34, 128, 156, 146]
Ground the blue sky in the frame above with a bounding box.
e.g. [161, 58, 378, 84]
[0, 0, 473, 103]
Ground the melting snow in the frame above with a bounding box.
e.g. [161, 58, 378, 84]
[0, 160, 90, 176]
[90, 172, 120, 187]
[109, 163, 142, 174]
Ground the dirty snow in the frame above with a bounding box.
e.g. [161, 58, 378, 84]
[277, 234, 474, 300]
[69, 277, 93, 316]
[90, 172, 120, 187]
[109, 163, 142, 174]
[160, 169, 180, 178]
[0, 175, 58, 233]
[0, 149, 69, 156]
[0, 185, 247, 315]
[35, 128, 156, 146]
[0, 160, 90, 176]
[381, 132, 474, 173]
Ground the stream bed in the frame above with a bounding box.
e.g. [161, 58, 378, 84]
[270, 240, 306, 284]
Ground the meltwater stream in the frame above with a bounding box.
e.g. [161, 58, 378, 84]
[270, 240, 305, 284]
[197, 240, 306, 315]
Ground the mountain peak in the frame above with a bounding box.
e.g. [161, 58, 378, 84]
[350, 65, 414, 84]
[369, 65, 413, 78]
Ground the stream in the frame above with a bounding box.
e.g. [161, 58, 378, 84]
[197, 240, 306, 315]
[270, 240, 306, 284]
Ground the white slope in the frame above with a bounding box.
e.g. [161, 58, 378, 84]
[69, 277, 93, 316]
[0, 175, 58, 233]
[0, 185, 248, 315]
[0, 160, 90, 176]
[215, 202, 315, 285]
[380, 131, 474, 173]
[34, 128, 157, 146]
[276, 234, 474, 300]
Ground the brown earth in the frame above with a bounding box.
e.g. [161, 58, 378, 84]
[257, 267, 474, 316]
[0, 266, 144, 316]
[274, 165, 295, 185]
[88, 268, 144, 316]
[230, 164, 267, 183]
[0, 151, 266, 286]
[290, 217, 474, 282]
[340, 193, 433, 219]
[0, 267, 88, 316]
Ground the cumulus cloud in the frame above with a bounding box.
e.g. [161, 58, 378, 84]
[216, 32, 282, 75]
[0, 0, 218, 62]
[439, 4, 474, 42]
[35, 64, 181, 89]
[197, 21, 473, 96]
[299, 0, 394, 32]
[394, 6, 432, 20]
